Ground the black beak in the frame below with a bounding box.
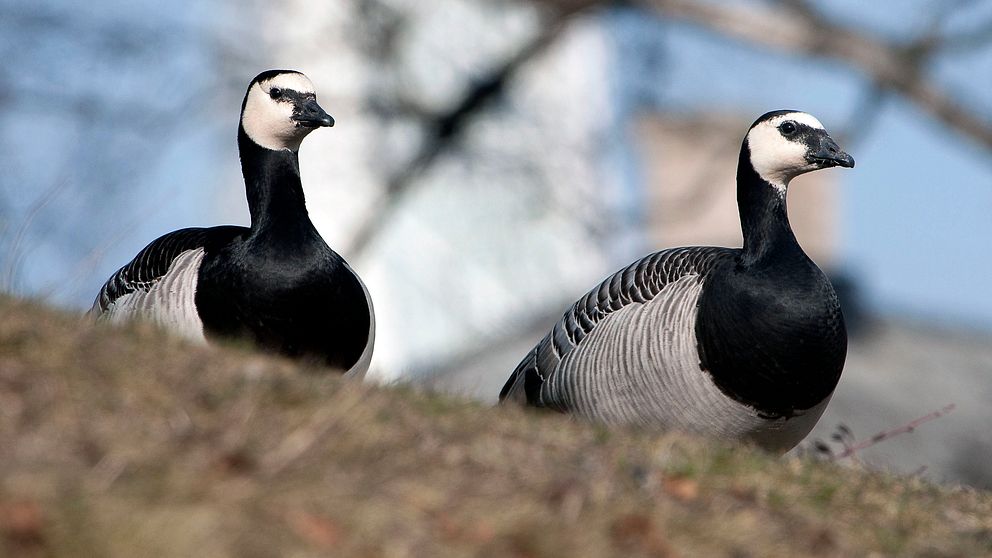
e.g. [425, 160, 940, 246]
[293, 98, 335, 128]
[807, 134, 855, 168]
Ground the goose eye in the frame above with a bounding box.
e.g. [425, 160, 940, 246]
[779, 121, 797, 136]
[269, 87, 283, 100]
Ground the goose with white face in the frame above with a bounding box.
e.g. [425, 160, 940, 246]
[241, 71, 335, 152]
[746, 111, 855, 189]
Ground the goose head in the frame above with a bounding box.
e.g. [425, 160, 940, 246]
[240, 70, 334, 152]
[745, 110, 854, 189]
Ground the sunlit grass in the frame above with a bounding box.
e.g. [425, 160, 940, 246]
[1, 295, 990, 557]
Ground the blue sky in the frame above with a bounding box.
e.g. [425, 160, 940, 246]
[3, 0, 991, 331]
[843, 100, 992, 329]
[606, 2, 992, 329]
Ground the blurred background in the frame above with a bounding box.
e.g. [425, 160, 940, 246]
[2, 0, 991, 486]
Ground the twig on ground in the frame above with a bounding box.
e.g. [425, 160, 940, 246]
[830, 403, 957, 461]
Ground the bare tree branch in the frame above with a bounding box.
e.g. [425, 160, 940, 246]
[347, 0, 992, 265]
[529, 0, 992, 152]
[642, 0, 992, 151]
[346, 21, 570, 258]
[841, 84, 888, 144]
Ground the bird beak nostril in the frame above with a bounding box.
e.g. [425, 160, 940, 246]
[807, 136, 854, 168]
[293, 100, 334, 128]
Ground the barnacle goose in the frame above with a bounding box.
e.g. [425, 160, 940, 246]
[500, 110, 854, 452]
[90, 70, 374, 377]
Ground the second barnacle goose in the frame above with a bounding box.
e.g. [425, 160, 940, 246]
[90, 70, 374, 377]
[500, 110, 854, 452]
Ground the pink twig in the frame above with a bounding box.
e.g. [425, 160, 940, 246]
[832, 403, 956, 460]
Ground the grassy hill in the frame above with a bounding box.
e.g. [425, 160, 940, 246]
[1, 296, 990, 557]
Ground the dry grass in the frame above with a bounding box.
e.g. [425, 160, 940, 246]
[1, 295, 990, 557]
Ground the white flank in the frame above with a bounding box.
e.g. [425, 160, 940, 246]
[99, 249, 207, 343]
[344, 266, 376, 379]
[553, 274, 826, 452]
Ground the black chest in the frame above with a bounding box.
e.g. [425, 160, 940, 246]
[694, 257, 847, 418]
[194, 235, 370, 370]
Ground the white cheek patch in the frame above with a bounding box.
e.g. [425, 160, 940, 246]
[242, 83, 303, 151]
[241, 74, 320, 152]
[747, 123, 810, 188]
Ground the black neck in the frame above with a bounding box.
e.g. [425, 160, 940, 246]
[737, 141, 801, 268]
[238, 125, 312, 234]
